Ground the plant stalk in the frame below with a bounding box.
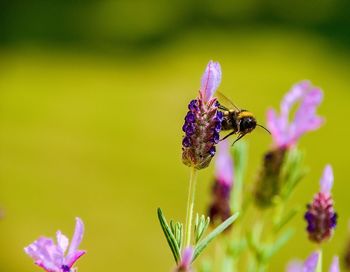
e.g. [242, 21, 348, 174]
[184, 167, 198, 248]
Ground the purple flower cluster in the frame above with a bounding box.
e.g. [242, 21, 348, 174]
[208, 140, 233, 225]
[182, 61, 223, 169]
[24, 218, 86, 272]
[305, 165, 337, 243]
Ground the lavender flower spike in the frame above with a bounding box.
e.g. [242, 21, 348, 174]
[305, 165, 337, 243]
[24, 218, 86, 272]
[267, 81, 324, 148]
[175, 247, 193, 272]
[182, 61, 223, 169]
[209, 140, 234, 225]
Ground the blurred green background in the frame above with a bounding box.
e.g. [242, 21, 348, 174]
[1, 1, 350, 271]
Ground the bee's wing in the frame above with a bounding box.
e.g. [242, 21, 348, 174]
[216, 91, 240, 111]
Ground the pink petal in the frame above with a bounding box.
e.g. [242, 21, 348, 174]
[200, 60, 222, 102]
[303, 251, 319, 272]
[281, 81, 310, 117]
[329, 256, 339, 272]
[320, 164, 334, 193]
[286, 260, 303, 272]
[215, 140, 233, 187]
[68, 217, 84, 256]
[267, 108, 285, 147]
[56, 231, 69, 254]
[66, 250, 86, 268]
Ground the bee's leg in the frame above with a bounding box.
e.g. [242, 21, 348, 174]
[220, 131, 235, 141]
[231, 133, 246, 146]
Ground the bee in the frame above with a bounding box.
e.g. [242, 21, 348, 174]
[217, 92, 270, 145]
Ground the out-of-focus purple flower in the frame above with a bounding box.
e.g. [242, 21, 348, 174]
[287, 252, 339, 272]
[215, 140, 233, 187]
[175, 247, 193, 272]
[24, 218, 86, 272]
[286, 251, 319, 272]
[305, 165, 337, 243]
[208, 140, 233, 226]
[182, 61, 223, 169]
[267, 81, 324, 148]
[254, 147, 287, 208]
[329, 256, 340, 272]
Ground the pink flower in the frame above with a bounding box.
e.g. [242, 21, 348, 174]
[24, 218, 86, 272]
[267, 81, 324, 148]
[215, 140, 234, 188]
[208, 140, 233, 226]
[200, 60, 222, 103]
[287, 252, 339, 272]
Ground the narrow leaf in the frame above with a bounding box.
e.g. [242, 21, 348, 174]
[157, 208, 181, 263]
[192, 212, 239, 262]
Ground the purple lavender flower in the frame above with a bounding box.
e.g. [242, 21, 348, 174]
[287, 252, 339, 272]
[24, 218, 86, 272]
[304, 165, 337, 243]
[208, 140, 233, 226]
[267, 81, 324, 148]
[175, 247, 193, 272]
[254, 81, 324, 208]
[182, 61, 222, 169]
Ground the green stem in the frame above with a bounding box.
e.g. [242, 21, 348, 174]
[316, 249, 322, 272]
[184, 167, 198, 248]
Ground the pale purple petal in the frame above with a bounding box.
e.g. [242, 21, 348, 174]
[267, 108, 287, 147]
[56, 231, 69, 254]
[215, 140, 233, 187]
[180, 247, 193, 269]
[200, 60, 222, 102]
[329, 256, 339, 272]
[303, 252, 319, 272]
[67, 217, 84, 256]
[286, 260, 303, 272]
[24, 237, 62, 271]
[320, 164, 334, 193]
[66, 250, 86, 268]
[281, 81, 310, 118]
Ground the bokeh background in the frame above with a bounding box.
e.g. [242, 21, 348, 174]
[1, 1, 350, 271]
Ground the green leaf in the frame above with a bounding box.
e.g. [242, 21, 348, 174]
[157, 208, 181, 263]
[274, 207, 300, 233]
[192, 212, 239, 262]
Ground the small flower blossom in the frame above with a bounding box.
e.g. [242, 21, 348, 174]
[255, 81, 324, 208]
[24, 218, 86, 272]
[208, 140, 233, 225]
[287, 252, 339, 272]
[182, 61, 223, 169]
[267, 81, 324, 148]
[175, 247, 193, 272]
[304, 165, 337, 243]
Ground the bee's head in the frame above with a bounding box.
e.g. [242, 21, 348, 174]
[238, 111, 257, 133]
